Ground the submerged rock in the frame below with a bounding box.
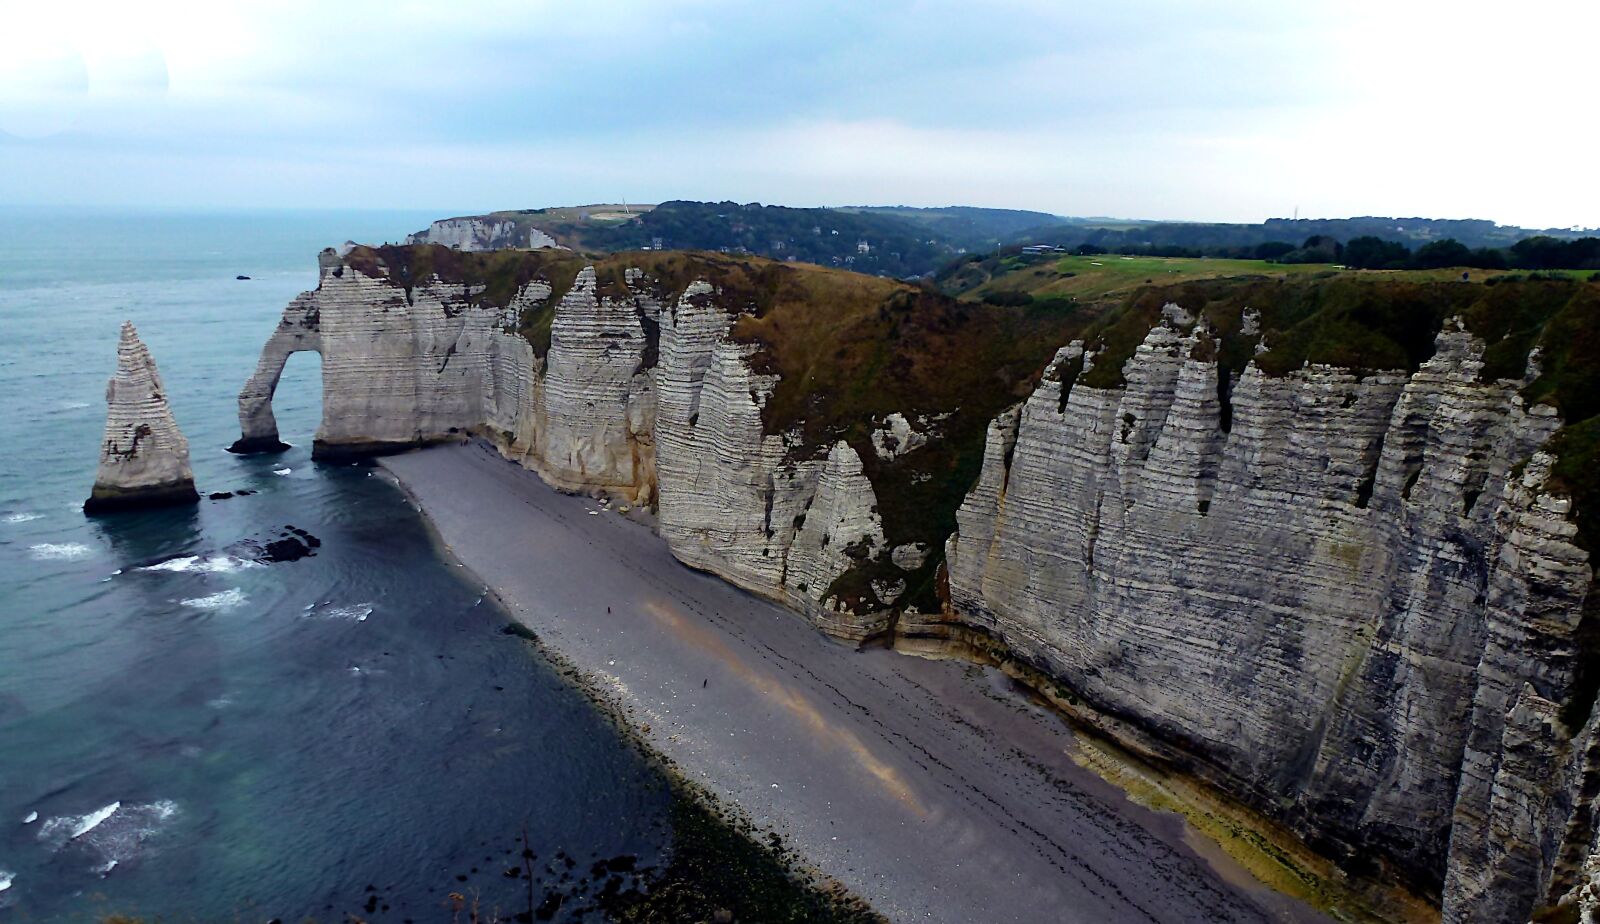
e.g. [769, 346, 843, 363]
[84, 322, 199, 513]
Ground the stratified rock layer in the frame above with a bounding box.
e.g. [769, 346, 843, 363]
[86, 322, 198, 512]
[944, 318, 1594, 919]
[235, 248, 1597, 922]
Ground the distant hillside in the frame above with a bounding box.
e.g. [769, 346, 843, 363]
[1004, 216, 1595, 253]
[407, 203, 1595, 279]
[832, 205, 1071, 251]
[408, 201, 1071, 277]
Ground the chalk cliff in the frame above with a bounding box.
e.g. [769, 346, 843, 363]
[86, 322, 199, 513]
[235, 245, 1598, 921]
[406, 216, 560, 251]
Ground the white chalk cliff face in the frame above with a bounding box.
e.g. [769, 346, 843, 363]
[86, 322, 198, 512]
[235, 249, 1597, 921]
[405, 217, 560, 251]
[943, 318, 1594, 920]
[237, 251, 901, 634]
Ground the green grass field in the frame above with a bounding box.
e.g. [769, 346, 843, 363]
[951, 253, 1338, 301]
[946, 252, 1597, 303]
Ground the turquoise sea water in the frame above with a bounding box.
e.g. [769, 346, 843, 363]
[0, 209, 673, 921]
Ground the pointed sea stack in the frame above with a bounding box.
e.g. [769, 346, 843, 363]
[84, 322, 200, 513]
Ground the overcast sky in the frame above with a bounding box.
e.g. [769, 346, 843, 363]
[1, 0, 1594, 227]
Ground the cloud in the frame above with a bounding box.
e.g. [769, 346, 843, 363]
[0, 0, 1594, 227]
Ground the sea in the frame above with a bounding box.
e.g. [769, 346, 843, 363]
[0, 209, 674, 922]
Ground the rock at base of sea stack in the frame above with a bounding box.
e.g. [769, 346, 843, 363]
[84, 322, 200, 514]
[226, 434, 291, 455]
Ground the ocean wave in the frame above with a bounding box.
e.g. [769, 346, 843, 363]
[272, 468, 292, 476]
[138, 554, 263, 574]
[180, 588, 247, 609]
[30, 543, 91, 561]
[72, 802, 119, 839]
[60, 401, 90, 410]
[3, 512, 43, 524]
[309, 602, 373, 622]
[37, 800, 179, 876]
[0, 870, 13, 892]
[22, 811, 37, 824]
[37, 801, 119, 848]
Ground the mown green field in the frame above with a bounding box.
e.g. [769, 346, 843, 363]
[950, 253, 1339, 301]
[944, 251, 1597, 303]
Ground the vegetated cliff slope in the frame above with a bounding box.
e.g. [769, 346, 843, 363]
[235, 246, 1597, 923]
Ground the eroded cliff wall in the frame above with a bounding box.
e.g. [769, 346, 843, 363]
[235, 246, 1598, 921]
[233, 249, 921, 636]
[942, 313, 1595, 919]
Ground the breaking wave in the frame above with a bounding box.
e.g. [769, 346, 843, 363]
[3, 512, 42, 524]
[30, 543, 91, 560]
[138, 554, 263, 574]
[37, 800, 179, 875]
[309, 602, 373, 622]
[37, 801, 120, 848]
[180, 588, 247, 610]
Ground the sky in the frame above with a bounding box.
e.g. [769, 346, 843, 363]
[1, 0, 1595, 227]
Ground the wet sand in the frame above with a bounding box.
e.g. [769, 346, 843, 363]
[380, 441, 1332, 924]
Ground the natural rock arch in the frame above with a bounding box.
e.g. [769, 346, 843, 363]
[228, 286, 321, 455]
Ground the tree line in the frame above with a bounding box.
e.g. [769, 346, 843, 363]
[1067, 234, 1600, 271]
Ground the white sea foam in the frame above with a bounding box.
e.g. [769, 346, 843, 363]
[38, 800, 179, 874]
[3, 512, 42, 523]
[0, 870, 12, 892]
[316, 603, 373, 622]
[61, 401, 90, 410]
[30, 543, 91, 560]
[71, 802, 120, 839]
[139, 554, 262, 574]
[273, 467, 292, 476]
[180, 588, 247, 609]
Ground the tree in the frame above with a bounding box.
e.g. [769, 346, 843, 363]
[1467, 248, 1509, 270]
[1342, 236, 1411, 269]
[1253, 241, 1296, 261]
[1411, 239, 1472, 269]
[1511, 236, 1569, 270]
[1279, 235, 1342, 265]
